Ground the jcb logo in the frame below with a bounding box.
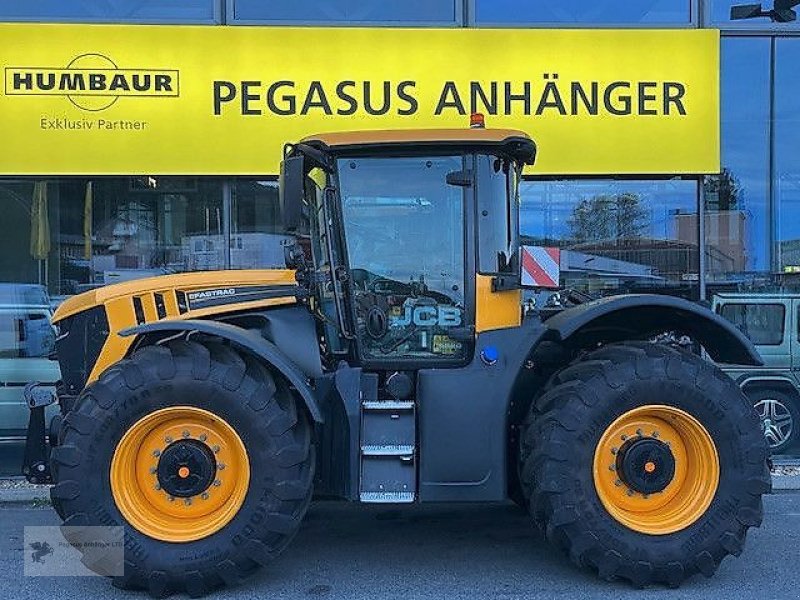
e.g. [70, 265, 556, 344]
[393, 306, 462, 328]
[4, 53, 179, 112]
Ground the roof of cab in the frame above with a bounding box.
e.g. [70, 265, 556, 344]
[299, 128, 537, 163]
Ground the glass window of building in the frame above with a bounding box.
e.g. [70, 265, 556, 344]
[0, 0, 217, 22]
[0, 181, 52, 293]
[775, 39, 800, 276]
[0, 176, 224, 472]
[230, 0, 460, 24]
[710, 1, 800, 27]
[0, 177, 225, 300]
[231, 179, 291, 270]
[520, 179, 698, 298]
[705, 37, 771, 295]
[473, 0, 692, 24]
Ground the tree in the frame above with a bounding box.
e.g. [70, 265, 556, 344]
[704, 167, 742, 212]
[567, 193, 647, 243]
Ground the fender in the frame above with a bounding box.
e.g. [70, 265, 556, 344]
[543, 294, 762, 366]
[735, 372, 798, 390]
[119, 319, 323, 423]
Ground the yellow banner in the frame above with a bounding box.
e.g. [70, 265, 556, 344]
[0, 24, 719, 175]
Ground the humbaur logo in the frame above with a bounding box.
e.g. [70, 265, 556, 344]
[4, 53, 179, 112]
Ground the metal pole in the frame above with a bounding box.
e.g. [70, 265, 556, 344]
[222, 180, 232, 270]
[698, 177, 706, 301]
[768, 37, 777, 276]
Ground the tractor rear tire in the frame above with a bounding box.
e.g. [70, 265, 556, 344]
[50, 340, 315, 597]
[519, 342, 770, 587]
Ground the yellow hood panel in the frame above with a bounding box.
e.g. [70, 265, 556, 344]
[53, 269, 297, 323]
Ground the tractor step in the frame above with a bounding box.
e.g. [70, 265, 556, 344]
[361, 444, 415, 456]
[360, 491, 415, 503]
[359, 381, 416, 503]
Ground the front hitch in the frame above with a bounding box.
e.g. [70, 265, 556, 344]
[22, 382, 56, 484]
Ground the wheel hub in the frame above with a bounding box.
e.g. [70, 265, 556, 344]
[156, 439, 217, 498]
[592, 405, 719, 535]
[616, 437, 676, 495]
[110, 406, 250, 543]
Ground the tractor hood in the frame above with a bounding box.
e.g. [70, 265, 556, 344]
[53, 269, 299, 323]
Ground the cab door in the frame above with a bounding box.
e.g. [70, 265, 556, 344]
[336, 154, 471, 367]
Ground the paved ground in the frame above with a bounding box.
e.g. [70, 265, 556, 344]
[2, 493, 799, 600]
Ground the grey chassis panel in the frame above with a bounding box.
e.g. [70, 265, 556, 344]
[543, 294, 762, 366]
[418, 323, 547, 502]
[119, 318, 323, 423]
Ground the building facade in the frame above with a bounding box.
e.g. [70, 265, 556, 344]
[0, 1, 798, 458]
[0, 1, 795, 299]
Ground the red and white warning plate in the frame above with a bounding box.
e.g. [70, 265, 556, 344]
[521, 246, 561, 288]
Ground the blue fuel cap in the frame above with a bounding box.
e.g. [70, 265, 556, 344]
[480, 346, 499, 366]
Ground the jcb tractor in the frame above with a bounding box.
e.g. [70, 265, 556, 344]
[24, 122, 770, 596]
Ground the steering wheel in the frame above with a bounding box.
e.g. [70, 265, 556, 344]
[350, 268, 415, 295]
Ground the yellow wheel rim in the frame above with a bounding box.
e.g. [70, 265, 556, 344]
[110, 406, 250, 543]
[592, 405, 719, 535]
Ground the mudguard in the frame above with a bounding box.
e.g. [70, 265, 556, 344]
[119, 319, 323, 422]
[543, 294, 762, 366]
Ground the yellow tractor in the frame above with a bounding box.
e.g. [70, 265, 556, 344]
[24, 122, 770, 596]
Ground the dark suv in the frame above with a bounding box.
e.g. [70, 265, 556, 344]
[713, 293, 800, 454]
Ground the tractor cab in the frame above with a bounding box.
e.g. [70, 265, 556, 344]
[279, 122, 537, 368]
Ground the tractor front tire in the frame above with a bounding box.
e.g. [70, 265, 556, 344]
[519, 342, 770, 587]
[50, 340, 315, 597]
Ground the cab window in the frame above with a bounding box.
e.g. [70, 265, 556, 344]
[338, 155, 467, 362]
[476, 155, 519, 274]
[305, 167, 345, 355]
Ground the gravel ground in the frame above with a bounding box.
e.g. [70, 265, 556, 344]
[0, 477, 48, 490]
[772, 464, 800, 476]
[0, 478, 48, 491]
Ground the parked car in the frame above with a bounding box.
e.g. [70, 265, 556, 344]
[713, 293, 800, 454]
[0, 284, 60, 448]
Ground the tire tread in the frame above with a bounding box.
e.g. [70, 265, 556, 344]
[519, 341, 769, 588]
[52, 339, 315, 597]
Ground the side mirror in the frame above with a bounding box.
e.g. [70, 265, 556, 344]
[279, 155, 305, 232]
[730, 2, 797, 21]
